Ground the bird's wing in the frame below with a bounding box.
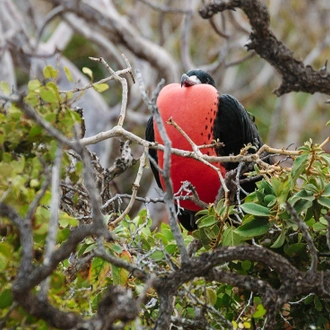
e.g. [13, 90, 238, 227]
[145, 116, 163, 189]
[214, 94, 264, 167]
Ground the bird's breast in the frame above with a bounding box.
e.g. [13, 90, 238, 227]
[156, 83, 219, 151]
[154, 83, 226, 211]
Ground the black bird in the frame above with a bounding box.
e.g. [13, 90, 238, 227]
[146, 69, 266, 231]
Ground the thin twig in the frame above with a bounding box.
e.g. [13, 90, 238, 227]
[39, 144, 63, 300]
[79, 124, 301, 166]
[180, 0, 194, 70]
[319, 136, 330, 149]
[89, 56, 131, 127]
[60, 67, 132, 94]
[33, 5, 65, 51]
[111, 149, 147, 225]
[25, 174, 51, 221]
[286, 202, 318, 272]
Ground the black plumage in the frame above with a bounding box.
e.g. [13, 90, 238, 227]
[214, 94, 263, 169]
[146, 70, 267, 231]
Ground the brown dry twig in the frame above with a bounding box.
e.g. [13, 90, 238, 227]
[199, 0, 330, 96]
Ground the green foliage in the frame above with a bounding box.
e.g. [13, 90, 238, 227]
[1, 70, 330, 329]
[191, 138, 330, 328]
[0, 66, 85, 328]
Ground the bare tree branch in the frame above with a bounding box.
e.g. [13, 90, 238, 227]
[39, 144, 63, 300]
[199, 0, 330, 96]
[46, 0, 179, 83]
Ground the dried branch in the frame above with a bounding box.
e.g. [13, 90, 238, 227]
[111, 149, 147, 225]
[80, 123, 302, 167]
[25, 174, 51, 221]
[39, 144, 63, 300]
[89, 56, 133, 127]
[180, 0, 195, 70]
[60, 66, 133, 94]
[0, 204, 84, 328]
[151, 244, 330, 330]
[33, 5, 65, 51]
[105, 140, 138, 182]
[199, 0, 330, 96]
[136, 0, 190, 13]
[46, 0, 179, 82]
[0, 203, 34, 276]
[2, 0, 329, 325]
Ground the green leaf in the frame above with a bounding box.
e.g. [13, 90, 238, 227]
[313, 222, 327, 232]
[196, 214, 218, 228]
[91, 257, 111, 286]
[93, 83, 109, 93]
[150, 250, 164, 261]
[0, 242, 13, 258]
[314, 295, 323, 312]
[108, 243, 123, 254]
[253, 304, 267, 318]
[82, 243, 97, 255]
[30, 179, 39, 188]
[322, 184, 330, 197]
[161, 227, 174, 242]
[290, 189, 315, 204]
[39, 86, 58, 103]
[165, 243, 177, 254]
[27, 79, 41, 91]
[56, 227, 70, 243]
[235, 218, 270, 238]
[270, 230, 286, 248]
[240, 203, 271, 217]
[0, 288, 13, 309]
[293, 199, 313, 214]
[304, 183, 319, 194]
[0, 81, 10, 95]
[221, 226, 243, 246]
[241, 260, 252, 271]
[273, 176, 291, 204]
[0, 254, 8, 271]
[29, 125, 42, 138]
[59, 213, 78, 227]
[284, 242, 307, 257]
[291, 153, 309, 183]
[111, 250, 131, 285]
[206, 287, 217, 306]
[317, 196, 330, 209]
[50, 272, 65, 292]
[82, 67, 93, 80]
[43, 65, 57, 79]
[64, 66, 74, 82]
[264, 194, 276, 207]
[193, 224, 220, 250]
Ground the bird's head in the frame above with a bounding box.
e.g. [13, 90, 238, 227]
[181, 69, 216, 88]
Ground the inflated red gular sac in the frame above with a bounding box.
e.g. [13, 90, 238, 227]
[145, 69, 265, 231]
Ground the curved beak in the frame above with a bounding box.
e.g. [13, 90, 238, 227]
[181, 73, 200, 87]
